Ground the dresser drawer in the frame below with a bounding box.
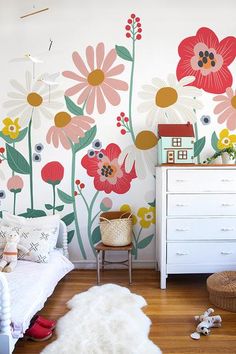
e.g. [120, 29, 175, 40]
[167, 218, 236, 240]
[167, 169, 236, 192]
[167, 242, 236, 265]
[167, 194, 236, 216]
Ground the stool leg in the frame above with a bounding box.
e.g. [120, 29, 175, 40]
[102, 250, 105, 270]
[128, 250, 132, 284]
[96, 250, 100, 285]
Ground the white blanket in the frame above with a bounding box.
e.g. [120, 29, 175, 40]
[4, 249, 74, 337]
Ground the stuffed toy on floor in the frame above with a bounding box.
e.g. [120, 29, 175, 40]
[190, 308, 222, 340]
[0, 230, 30, 272]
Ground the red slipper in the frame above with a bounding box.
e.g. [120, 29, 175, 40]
[35, 315, 57, 330]
[24, 322, 52, 342]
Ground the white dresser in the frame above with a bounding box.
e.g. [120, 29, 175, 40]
[156, 165, 236, 289]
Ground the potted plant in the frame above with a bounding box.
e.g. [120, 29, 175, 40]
[203, 146, 236, 165]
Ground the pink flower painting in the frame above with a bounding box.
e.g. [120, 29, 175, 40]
[63, 43, 128, 114]
[213, 87, 236, 130]
[46, 111, 95, 149]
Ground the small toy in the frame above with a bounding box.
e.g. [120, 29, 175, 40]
[0, 230, 30, 272]
[190, 308, 222, 340]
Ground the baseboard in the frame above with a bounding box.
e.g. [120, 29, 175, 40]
[72, 260, 156, 269]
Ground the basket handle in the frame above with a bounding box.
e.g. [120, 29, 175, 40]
[120, 212, 132, 219]
[100, 213, 132, 223]
[99, 216, 112, 224]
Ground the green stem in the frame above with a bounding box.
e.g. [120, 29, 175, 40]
[28, 112, 34, 209]
[12, 142, 15, 177]
[135, 226, 143, 260]
[71, 144, 87, 259]
[82, 100, 87, 113]
[52, 184, 56, 215]
[13, 192, 16, 215]
[132, 230, 137, 257]
[194, 122, 200, 164]
[77, 188, 100, 256]
[128, 32, 136, 143]
[87, 191, 100, 256]
[91, 209, 101, 226]
[79, 188, 90, 213]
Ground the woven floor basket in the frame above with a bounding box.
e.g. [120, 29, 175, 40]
[99, 211, 132, 247]
[207, 271, 236, 312]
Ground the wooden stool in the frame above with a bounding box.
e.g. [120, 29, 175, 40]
[95, 242, 133, 285]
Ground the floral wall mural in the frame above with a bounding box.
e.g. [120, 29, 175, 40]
[0, 0, 236, 265]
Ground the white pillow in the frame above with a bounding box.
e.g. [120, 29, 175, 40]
[0, 223, 57, 263]
[0, 225, 10, 253]
[1, 212, 60, 251]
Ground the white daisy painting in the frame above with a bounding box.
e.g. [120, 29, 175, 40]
[118, 130, 158, 179]
[3, 71, 63, 129]
[138, 74, 203, 128]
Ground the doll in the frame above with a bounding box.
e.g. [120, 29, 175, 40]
[0, 230, 30, 272]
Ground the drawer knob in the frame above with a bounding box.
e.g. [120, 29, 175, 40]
[176, 203, 188, 207]
[221, 203, 234, 207]
[221, 179, 233, 182]
[221, 228, 234, 232]
[221, 251, 233, 255]
[176, 252, 189, 256]
[176, 179, 186, 183]
[176, 228, 189, 232]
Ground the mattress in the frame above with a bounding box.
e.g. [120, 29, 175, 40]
[4, 249, 74, 338]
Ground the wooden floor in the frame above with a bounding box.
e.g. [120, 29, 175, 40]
[14, 270, 236, 354]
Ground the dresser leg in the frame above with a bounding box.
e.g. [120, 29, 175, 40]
[160, 272, 167, 289]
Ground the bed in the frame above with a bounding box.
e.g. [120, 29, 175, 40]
[0, 220, 74, 354]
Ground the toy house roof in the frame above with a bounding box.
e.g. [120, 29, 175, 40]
[158, 123, 194, 137]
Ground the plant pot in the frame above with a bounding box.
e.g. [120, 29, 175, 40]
[209, 156, 222, 164]
[221, 152, 235, 164]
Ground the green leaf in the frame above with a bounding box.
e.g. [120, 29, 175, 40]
[0, 127, 28, 144]
[55, 205, 64, 212]
[148, 199, 156, 207]
[45, 204, 53, 210]
[0, 211, 2, 218]
[6, 143, 30, 174]
[19, 208, 47, 218]
[64, 96, 83, 116]
[61, 212, 75, 226]
[131, 246, 136, 256]
[115, 45, 133, 61]
[138, 234, 154, 249]
[74, 125, 97, 153]
[57, 189, 74, 204]
[211, 131, 220, 152]
[194, 136, 206, 157]
[91, 226, 101, 244]
[67, 230, 75, 243]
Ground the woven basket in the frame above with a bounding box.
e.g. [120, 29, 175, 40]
[99, 211, 132, 247]
[207, 271, 236, 312]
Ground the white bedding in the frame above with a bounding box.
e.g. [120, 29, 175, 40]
[4, 249, 74, 338]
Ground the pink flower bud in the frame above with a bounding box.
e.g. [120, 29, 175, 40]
[100, 197, 113, 211]
[7, 176, 24, 193]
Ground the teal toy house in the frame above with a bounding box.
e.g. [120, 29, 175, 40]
[157, 123, 195, 164]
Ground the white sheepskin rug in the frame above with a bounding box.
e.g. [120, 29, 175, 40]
[41, 284, 162, 354]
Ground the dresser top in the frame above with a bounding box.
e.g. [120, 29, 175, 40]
[156, 164, 236, 169]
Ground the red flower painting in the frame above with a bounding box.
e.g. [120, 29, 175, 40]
[81, 143, 136, 194]
[176, 27, 236, 94]
[41, 161, 64, 185]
